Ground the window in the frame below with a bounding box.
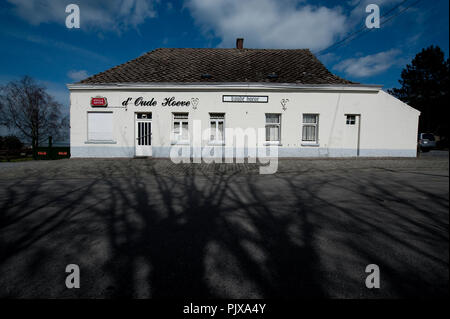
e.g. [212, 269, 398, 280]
[265, 114, 281, 142]
[209, 113, 225, 143]
[172, 113, 189, 142]
[137, 113, 152, 119]
[88, 112, 113, 141]
[346, 115, 356, 125]
[302, 114, 319, 142]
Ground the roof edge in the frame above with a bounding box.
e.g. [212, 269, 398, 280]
[67, 82, 382, 92]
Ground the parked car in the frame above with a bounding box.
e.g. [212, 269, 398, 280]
[418, 133, 436, 152]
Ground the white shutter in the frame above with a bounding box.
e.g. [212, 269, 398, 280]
[88, 112, 113, 141]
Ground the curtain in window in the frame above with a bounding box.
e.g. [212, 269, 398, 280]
[210, 121, 217, 140]
[173, 122, 180, 135]
[302, 125, 316, 141]
[209, 114, 225, 142]
[303, 114, 317, 124]
[266, 125, 280, 141]
[210, 113, 225, 120]
[174, 113, 188, 119]
[266, 114, 280, 124]
[181, 122, 189, 139]
[218, 121, 224, 140]
[173, 113, 189, 141]
[265, 114, 281, 141]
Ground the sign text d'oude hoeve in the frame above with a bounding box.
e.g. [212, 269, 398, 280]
[122, 97, 192, 107]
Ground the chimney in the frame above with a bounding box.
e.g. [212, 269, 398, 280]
[236, 38, 244, 49]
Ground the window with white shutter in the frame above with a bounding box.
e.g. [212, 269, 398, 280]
[87, 112, 113, 141]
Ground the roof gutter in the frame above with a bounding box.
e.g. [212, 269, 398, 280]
[67, 82, 383, 92]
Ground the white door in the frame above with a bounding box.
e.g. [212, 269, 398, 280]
[135, 113, 152, 157]
[343, 114, 361, 156]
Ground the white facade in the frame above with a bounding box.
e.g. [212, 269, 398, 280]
[68, 83, 420, 158]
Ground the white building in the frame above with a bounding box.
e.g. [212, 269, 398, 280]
[68, 39, 420, 158]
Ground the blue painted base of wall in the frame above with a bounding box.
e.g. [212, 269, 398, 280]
[71, 146, 135, 158]
[71, 145, 417, 158]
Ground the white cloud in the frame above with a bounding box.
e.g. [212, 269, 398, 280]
[185, 0, 349, 51]
[318, 52, 340, 64]
[67, 70, 89, 82]
[7, 0, 157, 32]
[333, 49, 402, 77]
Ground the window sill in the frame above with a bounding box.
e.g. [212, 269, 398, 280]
[85, 140, 117, 144]
[264, 142, 282, 146]
[301, 143, 320, 147]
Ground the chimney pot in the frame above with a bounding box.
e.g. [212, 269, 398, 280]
[236, 38, 244, 49]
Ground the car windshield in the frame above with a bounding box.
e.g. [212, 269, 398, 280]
[422, 134, 435, 141]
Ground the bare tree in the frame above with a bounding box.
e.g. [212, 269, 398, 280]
[0, 76, 67, 158]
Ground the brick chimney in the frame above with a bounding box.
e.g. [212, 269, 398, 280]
[236, 38, 244, 49]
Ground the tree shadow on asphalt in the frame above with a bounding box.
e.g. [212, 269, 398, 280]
[94, 164, 326, 298]
[0, 161, 448, 298]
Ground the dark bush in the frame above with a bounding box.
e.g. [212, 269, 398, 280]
[0, 135, 23, 151]
[436, 138, 449, 150]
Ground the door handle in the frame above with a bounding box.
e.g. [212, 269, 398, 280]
[137, 134, 152, 139]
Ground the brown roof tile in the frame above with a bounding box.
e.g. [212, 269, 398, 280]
[79, 48, 356, 85]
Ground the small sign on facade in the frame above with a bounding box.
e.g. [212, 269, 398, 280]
[222, 95, 268, 103]
[91, 97, 108, 107]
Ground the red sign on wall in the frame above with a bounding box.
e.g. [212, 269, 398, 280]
[91, 97, 108, 107]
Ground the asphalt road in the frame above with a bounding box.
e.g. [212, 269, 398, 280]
[0, 154, 448, 298]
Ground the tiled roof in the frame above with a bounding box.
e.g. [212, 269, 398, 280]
[78, 48, 356, 85]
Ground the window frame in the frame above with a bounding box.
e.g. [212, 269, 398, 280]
[172, 112, 189, 144]
[209, 113, 225, 145]
[301, 113, 319, 145]
[265, 113, 281, 144]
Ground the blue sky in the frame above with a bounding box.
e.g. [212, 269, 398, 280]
[0, 0, 448, 122]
